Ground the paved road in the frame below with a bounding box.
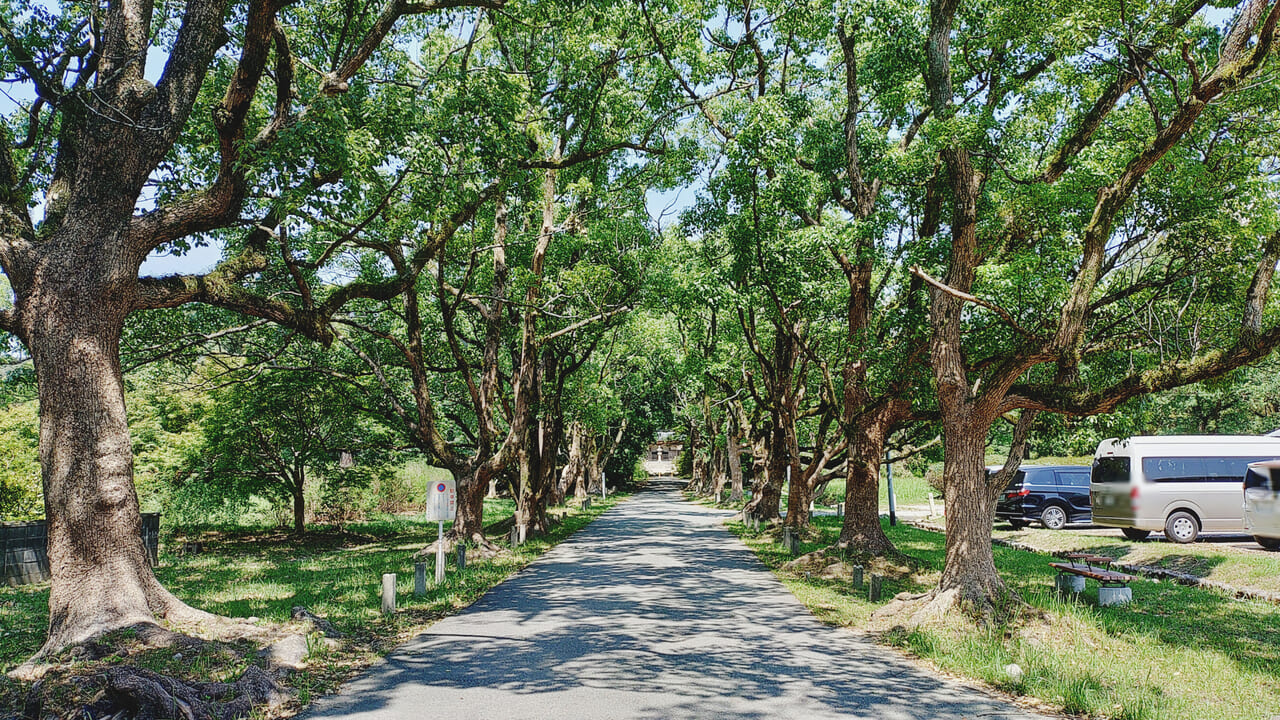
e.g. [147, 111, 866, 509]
[305, 480, 1048, 720]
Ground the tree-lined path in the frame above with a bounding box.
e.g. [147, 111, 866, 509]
[305, 479, 1045, 720]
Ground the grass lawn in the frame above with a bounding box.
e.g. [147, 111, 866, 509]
[734, 516, 1280, 720]
[0, 494, 627, 716]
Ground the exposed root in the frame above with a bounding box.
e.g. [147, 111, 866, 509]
[415, 533, 504, 560]
[782, 546, 920, 582]
[13, 606, 348, 718]
[873, 583, 1032, 630]
[77, 664, 290, 720]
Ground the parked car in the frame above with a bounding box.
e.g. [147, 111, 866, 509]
[1244, 460, 1280, 550]
[1091, 436, 1280, 543]
[993, 465, 1093, 530]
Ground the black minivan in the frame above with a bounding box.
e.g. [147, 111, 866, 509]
[993, 465, 1093, 530]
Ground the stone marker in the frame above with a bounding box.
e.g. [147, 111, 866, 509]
[782, 527, 799, 555]
[869, 574, 883, 602]
[414, 563, 427, 597]
[456, 543, 467, 571]
[509, 523, 528, 546]
[382, 573, 397, 614]
[851, 564, 863, 587]
[836, 503, 844, 518]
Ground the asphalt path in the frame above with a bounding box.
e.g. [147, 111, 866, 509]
[304, 479, 1049, 720]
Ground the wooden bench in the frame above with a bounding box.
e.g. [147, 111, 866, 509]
[1050, 553, 1134, 606]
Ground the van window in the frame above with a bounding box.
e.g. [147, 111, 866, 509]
[1058, 471, 1090, 487]
[1143, 457, 1206, 482]
[1142, 456, 1274, 483]
[1092, 457, 1130, 483]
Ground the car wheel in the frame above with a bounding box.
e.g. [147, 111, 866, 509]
[1164, 511, 1200, 544]
[1008, 519, 1028, 530]
[1121, 528, 1151, 541]
[1255, 535, 1280, 550]
[1040, 505, 1068, 530]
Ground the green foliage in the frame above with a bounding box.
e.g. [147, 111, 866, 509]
[186, 363, 396, 530]
[0, 401, 40, 519]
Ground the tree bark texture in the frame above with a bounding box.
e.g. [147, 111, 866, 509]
[22, 256, 213, 654]
[838, 406, 904, 556]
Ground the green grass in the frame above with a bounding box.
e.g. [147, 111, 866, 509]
[813, 469, 935, 509]
[0, 493, 626, 715]
[733, 516, 1280, 720]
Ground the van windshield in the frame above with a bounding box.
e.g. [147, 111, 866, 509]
[1092, 457, 1130, 484]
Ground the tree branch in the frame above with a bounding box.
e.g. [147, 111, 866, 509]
[327, 0, 506, 93]
[1039, 0, 1209, 183]
[537, 305, 632, 345]
[910, 265, 1044, 341]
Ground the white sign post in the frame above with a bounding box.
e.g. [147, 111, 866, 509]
[425, 478, 457, 585]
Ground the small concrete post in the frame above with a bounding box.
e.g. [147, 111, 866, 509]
[782, 527, 793, 554]
[928, 493, 937, 517]
[851, 564, 864, 587]
[1056, 574, 1085, 595]
[1098, 586, 1132, 606]
[382, 573, 397, 614]
[836, 503, 844, 518]
[456, 543, 467, 571]
[414, 563, 427, 597]
[869, 574, 883, 602]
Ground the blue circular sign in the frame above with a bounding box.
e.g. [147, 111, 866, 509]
[436, 483, 447, 493]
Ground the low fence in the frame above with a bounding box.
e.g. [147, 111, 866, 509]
[2, 512, 159, 587]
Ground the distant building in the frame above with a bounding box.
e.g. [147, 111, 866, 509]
[644, 433, 683, 476]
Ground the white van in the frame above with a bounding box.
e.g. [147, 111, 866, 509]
[1243, 460, 1280, 550]
[1091, 436, 1280, 543]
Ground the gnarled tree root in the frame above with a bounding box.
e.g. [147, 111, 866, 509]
[76, 664, 291, 720]
[873, 585, 1032, 629]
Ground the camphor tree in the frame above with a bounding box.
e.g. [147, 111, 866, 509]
[896, 0, 1280, 622]
[0, 0, 516, 658]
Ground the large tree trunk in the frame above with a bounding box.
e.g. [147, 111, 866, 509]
[838, 411, 898, 556]
[746, 420, 785, 521]
[452, 465, 490, 545]
[562, 422, 586, 500]
[23, 269, 215, 656]
[726, 423, 744, 504]
[932, 427, 1015, 612]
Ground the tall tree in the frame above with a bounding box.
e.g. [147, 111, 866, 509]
[0, 0, 506, 656]
[901, 0, 1280, 621]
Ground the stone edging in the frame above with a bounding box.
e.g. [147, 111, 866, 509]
[905, 519, 1280, 605]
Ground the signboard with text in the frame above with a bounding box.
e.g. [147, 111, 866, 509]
[425, 478, 457, 522]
